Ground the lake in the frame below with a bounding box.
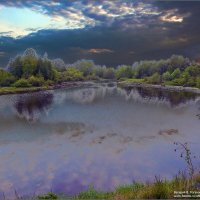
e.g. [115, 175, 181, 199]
[0, 82, 200, 199]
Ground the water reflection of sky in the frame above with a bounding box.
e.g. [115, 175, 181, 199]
[0, 83, 200, 199]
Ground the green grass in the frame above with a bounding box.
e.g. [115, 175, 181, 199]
[38, 192, 59, 199]
[0, 86, 49, 95]
[120, 78, 145, 84]
[34, 174, 200, 200]
[73, 185, 113, 199]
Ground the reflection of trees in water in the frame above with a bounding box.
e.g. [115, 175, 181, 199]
[72, 88, 97, 104]
[123, 86, 199, 107]
[14, 92, 53, 121]
[63, 84, 116, 104]
[12, 84, 197, 120]
[53, 84, 199, 107]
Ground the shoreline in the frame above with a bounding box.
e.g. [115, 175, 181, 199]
[28, 173, 200, 199]
[0, 81, 93, 96]
[118, 81, 200, 94]
[1, 80, 200, 96]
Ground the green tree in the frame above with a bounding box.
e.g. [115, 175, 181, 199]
[94, 66, 106, 78]
[74, 60, 95, 76]
[0, 69, 16, 86]
[116, 65, 133, 79]
[23, 48, 38, 59]
[51, 58, 66, 71]
[36, 59, 55, 80]
[63, 68, 83, 81]
[7, 56, 23, 78]
[8, 49, 56, 81]
[103, 68, 116, 79]
[185, 65, 200, 77]
[162, 71, 171, 81]
[187, 77, 196, 87]
[171, 68, 181, 79]
[146, 73, 161, 84]
[22, 56, 37, 78]
[168, 55, 190, 71]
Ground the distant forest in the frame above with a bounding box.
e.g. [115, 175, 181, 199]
[1, 48, 200, 88]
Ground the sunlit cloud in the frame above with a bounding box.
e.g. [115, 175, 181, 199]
[161, 15, 183, 23]
[0, 6, 53, 37]
[83, 1, 160, 25]
[0, 0, 161, 37]
[0, 5, 93, 37]
[0, 21, 30, 37]
[160, 9, 190, 23]
[83, 48, 114, 54]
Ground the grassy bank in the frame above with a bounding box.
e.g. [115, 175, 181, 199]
[118, 78, 200, 94]
[0, 82, 86, 95]
[0, 86, 50, 95]
[15, 174, 198, 199]
[2, 78, 200, 97]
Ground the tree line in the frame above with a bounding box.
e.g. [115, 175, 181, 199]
[0, 48, 200, 88]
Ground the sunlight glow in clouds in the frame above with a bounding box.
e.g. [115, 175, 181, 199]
[0, 6, 51, 37]
[0, 6, 88, 37]
[0, 1, 162, 38]
[160, 9, 190, 23]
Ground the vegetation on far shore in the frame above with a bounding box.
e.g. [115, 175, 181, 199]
[1, 48, 200, 94]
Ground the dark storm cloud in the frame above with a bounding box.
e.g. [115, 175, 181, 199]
[0, 1, 200, 67]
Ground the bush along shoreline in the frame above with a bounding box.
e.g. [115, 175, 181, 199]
[118, 81, 200, 94]
[1, 48, 200, 95]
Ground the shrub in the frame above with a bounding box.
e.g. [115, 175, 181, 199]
[0, 76, 16, 87]
[186, 77, 196, 87]
[63, 68, 83, 81]
[76, 185, 110, 199]
[28, 76, 44, 87]
[171, 68, 181, 79]
[13, 78, 31, 88]
[85, 74, 100, 80]
[38, 192, 58, 199]
[146, 73, 161, 84]
[45, 80, 54, 86]
[0, 69, 16, 86]
[170, 78, 186, 86]
[185, 65, 200, 77]
[162, 71, 171, 81]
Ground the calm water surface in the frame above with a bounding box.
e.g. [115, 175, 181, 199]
[0, 82, 200, 198]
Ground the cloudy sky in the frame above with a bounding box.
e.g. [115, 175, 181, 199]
[0, 0, 200, 67]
